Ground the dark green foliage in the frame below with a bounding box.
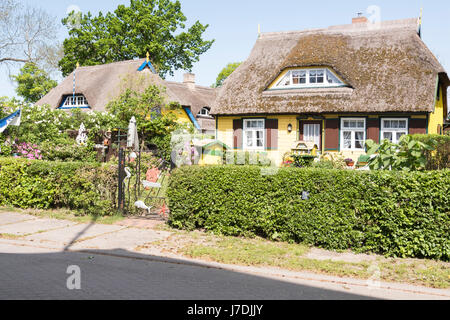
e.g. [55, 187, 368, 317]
[0, 158, 117, 216]
[213, 62, 241, 88]
[168, 166, 450, 261]
[291, 154, 315, 168]
[411, 134, 450, 170]
[11, 63, 57, 103]
[59, 0, 214, 77]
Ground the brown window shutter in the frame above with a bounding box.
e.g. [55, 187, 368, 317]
[367, 118, 380, 143]
[325, 119, 339, 150]
[409, 118, 427, 135]
[266, 119, 278, 150]
[233, 119, 243, 150]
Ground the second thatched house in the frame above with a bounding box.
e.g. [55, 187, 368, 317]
[37, 58, 217, 133]
[212, 16, 449, 166]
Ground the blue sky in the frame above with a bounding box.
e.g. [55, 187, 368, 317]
[1, 0, 449, 97]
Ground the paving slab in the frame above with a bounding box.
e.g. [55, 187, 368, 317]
[0, 212, 37, 226]
[0, 218, 77, 236]
[25, 223, 126, 245]
[71, 227, 172, 250]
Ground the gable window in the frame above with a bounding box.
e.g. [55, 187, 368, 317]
[273, 68, 345, 89]
[60, 95, 90, 109]
[198, 107, 211, 117]
[243, 119, 265, 150]
[341, 118, 366, 151]
[381, 118, 408, 144]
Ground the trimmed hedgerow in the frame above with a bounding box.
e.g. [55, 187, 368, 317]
[0, 158, 117, 216]
[168, 166, 450, 261]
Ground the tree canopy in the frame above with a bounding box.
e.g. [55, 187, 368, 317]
[59, 0, 214, 77]
[213, 62, 241, 88]
[11, 63, 57, 103]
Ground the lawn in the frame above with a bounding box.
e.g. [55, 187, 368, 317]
[152, 226, 450, 289]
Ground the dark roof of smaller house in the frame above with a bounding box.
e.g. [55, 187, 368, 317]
[36, 59, 217, 128]
[212, 18, 449, 116]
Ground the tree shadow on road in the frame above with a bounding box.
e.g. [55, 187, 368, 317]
[0, 247, 376, 300]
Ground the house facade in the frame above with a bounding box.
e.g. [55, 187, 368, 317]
[211, 17, 449, 166]
[36, 58, 217, 134]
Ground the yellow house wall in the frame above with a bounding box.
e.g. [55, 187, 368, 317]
[428, 84, 445, 134]
[216, 115, 298, 167]
[162, 108, 192, 126]
[217, 110, 434, 167]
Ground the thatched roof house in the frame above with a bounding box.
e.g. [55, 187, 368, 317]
[213, 17, 449, 166]
[37, 58, 216, 132]
[212, 18, 448, 115]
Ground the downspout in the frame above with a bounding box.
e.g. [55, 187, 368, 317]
[322, 119, 326, 155]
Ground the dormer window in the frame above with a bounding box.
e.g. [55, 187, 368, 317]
[272, 68, 345, 89]
[198, 107, 211, 117]
[59, 95, 90, 109]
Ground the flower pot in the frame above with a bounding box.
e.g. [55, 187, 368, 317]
[346, 162, 355, 167]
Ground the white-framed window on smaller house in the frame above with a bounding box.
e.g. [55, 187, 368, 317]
[243, 119, 265, 150]
[198, 107, 211, 117]
[381, 118, 408, 144]
[341, 118, 366, 151]
[61, 95, 89, 108]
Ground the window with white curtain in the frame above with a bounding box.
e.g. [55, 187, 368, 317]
[381, 118, 408, 144]
[341, 118, 366, 151]
[243, 119, 265, 150]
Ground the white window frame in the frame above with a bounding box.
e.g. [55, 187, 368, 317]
[340, 118, 366, 151]
[380, 118, 409, 144]
[198, 107, 211, 117]
[62, 95, 89, 108]
[243, 119, 265, 151]
[274, 68, 345, 89]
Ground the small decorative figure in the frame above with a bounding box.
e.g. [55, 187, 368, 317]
[129, 152, 138, 163]
[76, 123, 88, 146]
[134, 201, 152, 215]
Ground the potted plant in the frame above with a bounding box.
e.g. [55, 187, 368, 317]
[345, 158, 355, 167]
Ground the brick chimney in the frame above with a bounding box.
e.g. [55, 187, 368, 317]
[352, 13, 368, 24]
[183, 73, 196, 90]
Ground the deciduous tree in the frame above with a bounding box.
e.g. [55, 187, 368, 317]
[59, 0, 214, 77]
[11, 63, 57, 103]
[213, 62, 241, 88]
[0, 0, 59, 70]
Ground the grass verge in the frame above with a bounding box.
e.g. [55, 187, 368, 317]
[0, 206, 124, 225]
[156, 229, 450, 289]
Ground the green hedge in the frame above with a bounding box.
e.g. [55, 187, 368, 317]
[0, 158, 117, 215]
[168, 166, 450, 260]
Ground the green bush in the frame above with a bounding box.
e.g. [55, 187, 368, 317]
[411, 134, 450, 170]
[168, 166, 450, 261]
[0, 158, 117, 216]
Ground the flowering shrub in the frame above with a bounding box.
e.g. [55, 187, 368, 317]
[13, 142, 42, 160]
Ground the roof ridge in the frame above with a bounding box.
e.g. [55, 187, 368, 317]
[77, 58, 145, 70]
[164, 80, 215, 91]
[259, 17, 418, 38]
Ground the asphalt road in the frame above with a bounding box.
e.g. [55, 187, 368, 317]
[0, 243, 370, 300]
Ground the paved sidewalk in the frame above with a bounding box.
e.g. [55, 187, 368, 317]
[0, 211, 449, 300]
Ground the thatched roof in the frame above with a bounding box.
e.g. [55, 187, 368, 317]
[212, 18, 449, 115]
[36, 59, 217, 128]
